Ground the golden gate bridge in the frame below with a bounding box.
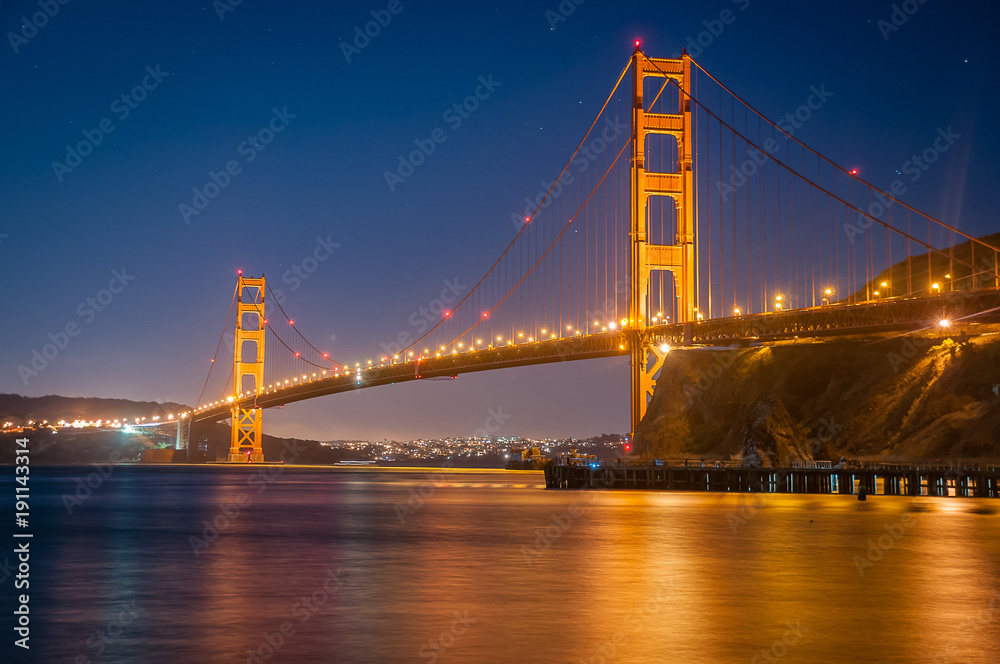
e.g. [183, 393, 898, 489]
[156, 46, 1000, 462]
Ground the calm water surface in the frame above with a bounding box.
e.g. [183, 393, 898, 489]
[3, 465, 999, 663]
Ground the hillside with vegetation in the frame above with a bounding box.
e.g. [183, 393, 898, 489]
[845, 232, 1000, 302]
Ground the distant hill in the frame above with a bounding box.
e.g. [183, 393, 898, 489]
[846, 232, 1000, 302]
[0, 393, 375, 465]
[0, 393, 191, 425]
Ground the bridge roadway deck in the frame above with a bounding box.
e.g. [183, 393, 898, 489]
[192, 333, 628, 423]
[192, 289, 1000, 423]
[644, 288, 1000, 347]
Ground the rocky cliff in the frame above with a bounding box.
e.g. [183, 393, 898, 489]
[635, 332, 1000, 463]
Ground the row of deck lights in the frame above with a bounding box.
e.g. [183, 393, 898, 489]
[205, 316, 653, 407]
[199, 281, 893, 410]
[214, 266, 974, 410]
[200, 275, 967, 412]
[207, 275, 952, 409]
[4, 413, 193, 430]
[698, 283, 892, 319]
[193, 280, 954, 414]
[226, 313, 680, 401]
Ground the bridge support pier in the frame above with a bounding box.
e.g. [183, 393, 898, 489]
[174, 418, 189, 452]
[228, 274, 266, 463]
[628, 47, 694, 437]
[630, 340, 670, 436]
[229, 406, 264, 463]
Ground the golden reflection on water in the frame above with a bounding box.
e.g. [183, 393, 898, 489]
[35, 467, 1000, 663]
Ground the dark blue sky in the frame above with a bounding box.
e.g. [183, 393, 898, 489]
[2, 0, 998, 441]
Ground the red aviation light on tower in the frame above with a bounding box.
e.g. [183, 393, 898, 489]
[634, 39, 641, 49]
[237, 269, 243, 275]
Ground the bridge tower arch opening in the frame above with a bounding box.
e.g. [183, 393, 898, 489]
[229, 275, 266, 463]
[629, 48, 695, 436]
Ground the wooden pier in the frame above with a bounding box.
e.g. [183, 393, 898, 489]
[544, 463, 1000, 498]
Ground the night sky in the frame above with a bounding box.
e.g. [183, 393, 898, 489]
[2, 0, 998, 442]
